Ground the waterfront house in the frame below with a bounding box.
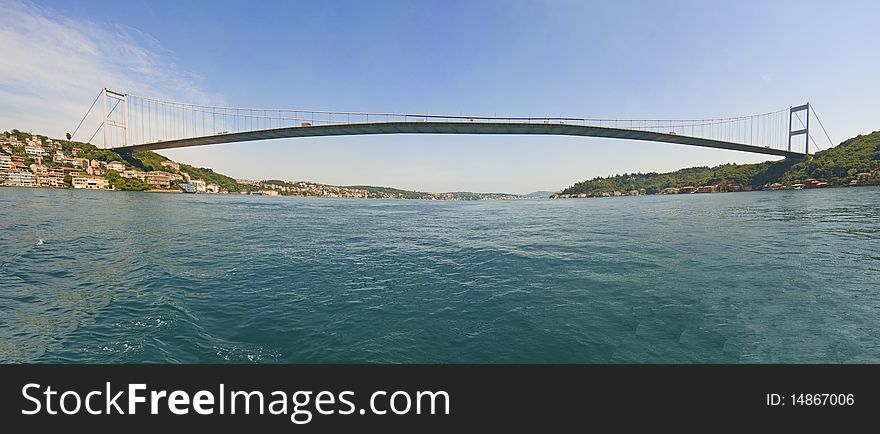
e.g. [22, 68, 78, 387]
[190, 179, 207, 193]
[144, 171, 175, 189]
[803, 179, 829, 189]
[72, 175, 111, 190]
[679, 186, 698, 194]
[1, 170, 37, 187]
[36, 175, 65, 188]
[0, 155, 11, 170]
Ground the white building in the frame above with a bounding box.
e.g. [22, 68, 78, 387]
[72, 175, 111, 190]
[190, 179, 207, 193]
[1, 170, 36, 187]
[25, 146, 46, 157]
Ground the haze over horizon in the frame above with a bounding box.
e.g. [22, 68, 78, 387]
[1, 0, 878, 194]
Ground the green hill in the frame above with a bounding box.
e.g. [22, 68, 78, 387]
[780, 131, 880, 184]
[2, 129, 252, 192]
[560, 131, 880, 195]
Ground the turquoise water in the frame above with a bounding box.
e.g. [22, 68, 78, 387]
[1, 187, 879, 363]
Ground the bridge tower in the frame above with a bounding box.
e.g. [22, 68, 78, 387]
[102, 89, 128, 149]
[788, 103, 809, 157]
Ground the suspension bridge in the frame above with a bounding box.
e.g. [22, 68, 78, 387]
[72, 89, 835, 159]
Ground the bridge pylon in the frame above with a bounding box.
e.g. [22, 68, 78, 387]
[787, 103, 810, 158]
[102, 89, 128, 149]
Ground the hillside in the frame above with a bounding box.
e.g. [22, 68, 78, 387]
[122, 150, 249, 193]
[1, 129, 253, 192]
[560, 131, 880, 195]
[781, 131, 880, 184]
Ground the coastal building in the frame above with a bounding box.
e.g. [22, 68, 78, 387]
[0, 155, 11, 170]
[160, 160, 180, 172]
[86, 163, 105, 176]
[72, 175, 111, 190]
[803, 179, 829, 189]
[662, 187, 681, 194]
[36, 175, 65, 188]
[206, 183, 220, 193]
[696, 185, 717, 193]
[144, 171, 175, 189]
[1, 170, 37, 187]
[121, 169, 147, 180]
[106, 161, 126, 172]
[54, 155, 89, 168]
[29, 163, 48, 175]
[24, 146, 46, 157]
[679, 186, 698, 194]
[190, 179, 207, 193]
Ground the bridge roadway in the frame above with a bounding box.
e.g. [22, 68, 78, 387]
[111, 121, 807, 158]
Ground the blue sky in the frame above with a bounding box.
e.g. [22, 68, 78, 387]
[1, 0, 878, 193]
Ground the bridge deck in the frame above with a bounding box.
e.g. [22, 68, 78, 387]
[112, 122, 807, 158]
